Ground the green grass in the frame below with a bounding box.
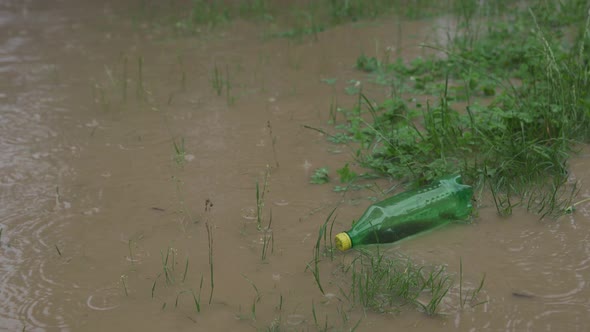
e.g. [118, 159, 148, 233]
[209, 63, 235, 105]
[160, 247, 176, 285]
[305, 209, 486, 317]
[172, 137, 186, 166]
[306, 207, 338, 296]
[267, 121, 279, 168]
[150, 249, 204, 315]
[320, 1, 589, 217]
[206, 211, 215, 305]
[310, 167, 330, 184]
[210, 63, 224, 96]
[128, 239, 135, 266]
[120, 274, 129, 297]
[260, 209, 274, 261]
[255, 168, 270, 230]
[458, 258, 487, 309]
[132, 0, 455, 39]
[339, 249, 486, 315]
[241, 274, 262, 320]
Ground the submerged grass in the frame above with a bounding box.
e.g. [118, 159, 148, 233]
[255, 167, 271, 230]
[339, 248, 486, 315]
[120, 274, 129, 297]
[134, 0, 453, 39]
[205, 202, 215, 305]
[260, 209, 274, 261]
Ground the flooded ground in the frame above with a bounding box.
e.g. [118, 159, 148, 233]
[1, 0, 590, 331]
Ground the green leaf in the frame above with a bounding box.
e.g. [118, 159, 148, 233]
[320, 78, 337, 85]
[310, 167, 330, 184]
[337, 163, 358, 183]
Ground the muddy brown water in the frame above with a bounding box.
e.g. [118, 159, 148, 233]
[1, 1, 590, 331]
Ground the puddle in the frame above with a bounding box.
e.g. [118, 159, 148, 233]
[1, 0, 589, 331]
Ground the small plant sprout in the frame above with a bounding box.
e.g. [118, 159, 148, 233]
[267, 121, 279, 168]
[306, 209, 337, 296]
[310, 167, 329, 184]
[255, 167, 271, 230]
[172, 137, 186, 166]
[128, 239, 134, 265]
[241, 274, 261, 320]
[206, 216, 214, 304]
[261, 209, 273, 261]
[151, 273, 162, 299]
[161, 247, 175, 285]
[211, 63, 223, 96]
[459, 258, 487, 309]
[175, 290, 190, 308]
[193, 274, 204, 313]
[182, 256, 189, 283]
[120, 275, 129, 297]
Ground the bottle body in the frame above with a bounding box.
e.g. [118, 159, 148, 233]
[335, 174, 473, 251]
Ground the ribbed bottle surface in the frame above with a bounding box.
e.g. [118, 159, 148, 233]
[336, 174, 473, 251]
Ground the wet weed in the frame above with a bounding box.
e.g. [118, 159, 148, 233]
[311, 300, 329, 331]
[174, 290, 190, 308]
[210, 63, 235, 105]
[134, 0, 456, 40]
[255, 167, 271, 230]
[342, 249, 451, 315]
[193, 275, 205, 312]
[267, 121, 279, 168]
[150, 249, 204, 315]
[205, 201, 215, 305]
[310, 167, 330, 184]
[210, 63, 223, 96]
[151, 273, 161, 299]
[458, 258, 487, 309]
[260, 209, 274, 261]
[120, 275, 129, 297]
[320, 1, 590, 217]
[241, 274, 262, 321]
[307, 207, 338, 295]
[128, 239, 135, 266]
[172, 175, 197, 226]
[172, 137, 186, 166]
[92, 54, 153, 111]
[161, 247, 176, 285]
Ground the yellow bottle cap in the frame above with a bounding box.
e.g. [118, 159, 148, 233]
[335, 232, 352, 251]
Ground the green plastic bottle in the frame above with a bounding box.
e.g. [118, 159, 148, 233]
[334, 174, 473, 251]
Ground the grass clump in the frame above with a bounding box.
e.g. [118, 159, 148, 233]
[336, 249, 486, 315]
[345, 251, 442, 314]
[324, 1, 590, 217]
[310, 167, 330, 184]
